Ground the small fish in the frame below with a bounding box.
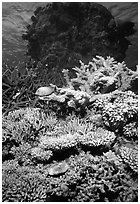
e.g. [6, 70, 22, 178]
[35, 84, 56, 97]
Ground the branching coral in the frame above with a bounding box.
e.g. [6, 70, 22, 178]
[2, 108, 56, 162]
[2, 107, 57, 145]
[23, 2, 135, 87]
[2, 63, 39, 114]
[2, 151, 138, 202]
[9, 143, 32, 166]
[31, 147, 53, 163]
[62, 56, 137, 95]
[2, 55, 138, 202]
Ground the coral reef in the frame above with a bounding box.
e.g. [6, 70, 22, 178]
[2, 55, 138, 202]
[35, 56, 138, 117]
[2, 151, 138, 202]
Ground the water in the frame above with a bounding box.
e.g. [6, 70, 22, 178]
[2, 2, 138, 68]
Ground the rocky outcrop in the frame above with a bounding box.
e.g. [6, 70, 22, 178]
[22, 2, 135, 86]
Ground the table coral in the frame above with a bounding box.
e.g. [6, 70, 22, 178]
[39, 127, 116, 156]
[40, 133, 79, 152]
[79, 128, 116, 148]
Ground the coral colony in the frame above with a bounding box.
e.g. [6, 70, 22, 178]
[2, 56, 138, 202]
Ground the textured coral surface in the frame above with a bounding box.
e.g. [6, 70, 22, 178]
[2, 57, 138, 201]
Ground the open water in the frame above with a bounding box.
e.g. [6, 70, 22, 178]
[2, 2, 138, 69]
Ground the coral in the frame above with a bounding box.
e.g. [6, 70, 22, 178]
[64, 56, 121, 95]
[103, 150, 123, 167]
[2, 108, 54, 162]
[9, 143, 32, 166]
[122, 122, 138, 141]
[118, 144, 138, 173]
[63, 56, 137, 95]
[2, 55, 138, 202]
[2, 63, 39, 114]
[2, 107, 51, 145]
[39, 127, 116, 155]
[102, 91, 138, 131]
[36, 86, 91, 115]
[35, 56, 138, 117]
[39, 133, 79, 152]
[2, 151, 138, 202]
[31, 147, 53, 163]
[2, 169, 49, 202]
[79, 128, 116, 148]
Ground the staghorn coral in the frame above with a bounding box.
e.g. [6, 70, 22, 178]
[2, 63, 39, 114]
[2, 169, 49, 202]
[2, 108, 55, 162]
[35, 56, 138, 117]
[62, 56, 137, 95]
[2, 107, 58, 145]
[9, 143, 32, 166]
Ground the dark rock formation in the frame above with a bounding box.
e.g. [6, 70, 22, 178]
[22, 2, 135, 86]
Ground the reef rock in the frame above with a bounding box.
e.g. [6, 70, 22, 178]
[23, 2, 135, 86]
